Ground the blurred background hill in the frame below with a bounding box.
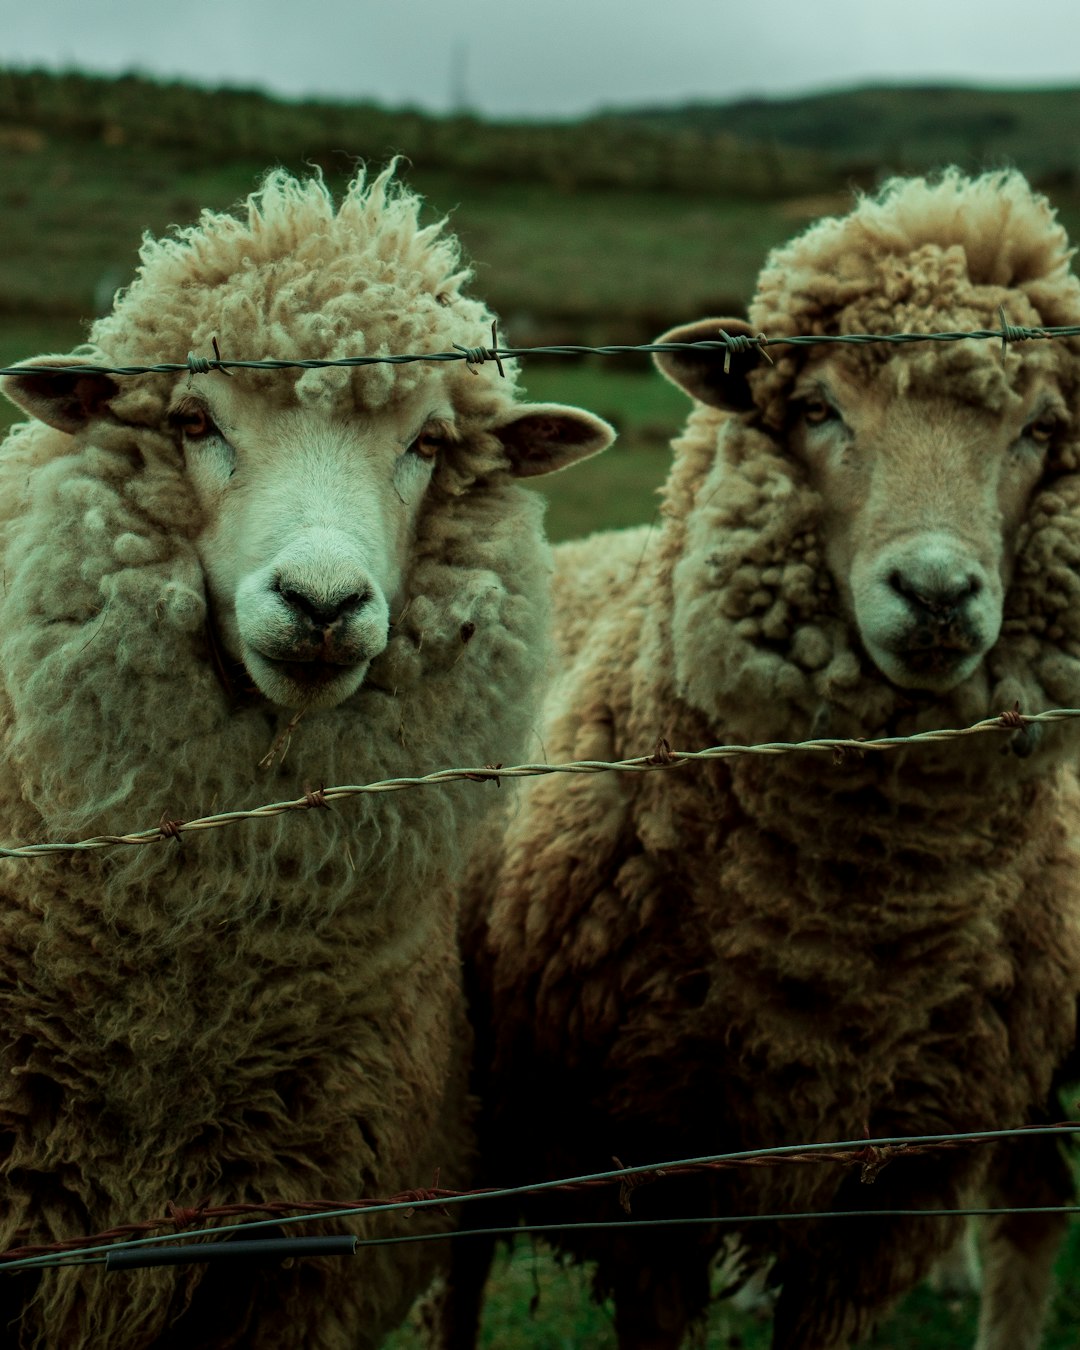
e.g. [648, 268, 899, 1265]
[611, 84, 1080, 186]
[5, 69, 1080, 337]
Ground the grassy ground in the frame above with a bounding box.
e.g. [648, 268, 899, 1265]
[382, 1222, 1080, 1348]
[519, 363, 686, 540]
[0, 136, 803, 342]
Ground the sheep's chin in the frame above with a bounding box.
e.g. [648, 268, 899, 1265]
[242, 647, 371, 710]
[864, 642, 985, 695]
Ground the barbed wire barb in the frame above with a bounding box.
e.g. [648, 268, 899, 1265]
[998, 304, 1050, 359]
[720, 328, 759, 374]
[452, 319, 505, 375]
[184, 352, 211, 386]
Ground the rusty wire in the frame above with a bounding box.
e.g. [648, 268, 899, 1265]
[0, 706, 1071, 859]
[2, 1122, 1077, 1272]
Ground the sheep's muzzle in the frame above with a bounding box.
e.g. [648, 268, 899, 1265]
[234, 568, 392, 710]
[853, 533, 1000, 692]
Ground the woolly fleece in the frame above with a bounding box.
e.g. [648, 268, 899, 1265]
[464, 171, 1080, 1349]
[0, 168, 603, 1348]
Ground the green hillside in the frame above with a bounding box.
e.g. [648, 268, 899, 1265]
[0, 66, 834, 196]
[5, 70, 1080, 338]
[613, 83, 1080, 183]
[0, 68, 838, 342]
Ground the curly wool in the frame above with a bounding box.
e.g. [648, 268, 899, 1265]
[466, 172, 1080, 1348]
[0, 168, 560, 1349]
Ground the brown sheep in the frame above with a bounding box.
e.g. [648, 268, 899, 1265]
[446, 170, 1080, 1350]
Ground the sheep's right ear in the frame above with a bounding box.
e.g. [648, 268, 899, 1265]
[1, 356, 120, 434]
[653, 318, 761, 411]
[493, 403, 615, 478]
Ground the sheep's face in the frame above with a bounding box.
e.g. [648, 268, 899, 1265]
[167, 380, 614, 709]
[169, 380, 445, 710]
[0, 359, 614, 712]
[655, 318, 1071, 695]
[787, 353, 1065, 692]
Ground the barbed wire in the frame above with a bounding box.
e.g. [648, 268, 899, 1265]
[0, 311, 1074, 382]
[0, 705, 1069, 859]
[3, 1122, 1077, 1273]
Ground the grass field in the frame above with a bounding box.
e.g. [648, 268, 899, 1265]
[0, 138, 806, 344]
[380, 1223, 1080, 1348]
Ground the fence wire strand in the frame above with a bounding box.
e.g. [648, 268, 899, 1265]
[0, 314, 1076, 383]
[2, 1123, 1078, 1273]
[0, 706, 1069, 859]
[0, 319, 1071, 862]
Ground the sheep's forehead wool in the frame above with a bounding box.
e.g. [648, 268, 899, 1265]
[748, 170, 1080, 422]
[803, 333, 1061, 423]
[753, 169, 1077, 329]
[91, 166, 516, 420]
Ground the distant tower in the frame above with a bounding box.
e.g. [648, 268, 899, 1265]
[449, 40, 471, 115]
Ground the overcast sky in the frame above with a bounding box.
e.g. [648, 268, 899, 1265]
[6, 0, 1080, 117]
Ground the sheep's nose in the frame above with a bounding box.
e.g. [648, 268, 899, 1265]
[887, 567, 981, 619]
[274, 579, 371, 627]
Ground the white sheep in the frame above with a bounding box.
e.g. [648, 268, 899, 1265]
[0, 166, 612, 1349]
[449, 170, 1080, 1350]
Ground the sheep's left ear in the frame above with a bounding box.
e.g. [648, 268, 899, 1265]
[493, 403, 615, 478]
[653, 318, 761, 411]
[1, 355, 120, 434]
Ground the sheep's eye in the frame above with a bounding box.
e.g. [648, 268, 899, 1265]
[408, 430, 444, 461]
[173, 405, 218, 441]
[1025, 415, 1059, 446]
[802, 398, 837, 427]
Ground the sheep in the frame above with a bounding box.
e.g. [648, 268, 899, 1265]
[448, 170, 1080, 1350]
[0, 165, 613, 1349]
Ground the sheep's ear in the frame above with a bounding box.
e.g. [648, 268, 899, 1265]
[653, 318, 760, 411]
[1, 355, 120, 434]
[493, 403, 615, 478]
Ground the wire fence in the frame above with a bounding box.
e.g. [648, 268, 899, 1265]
[0, 316, 1071, 859]
[4, 1122, 1078, 1273]
[3, 317, 1080, 1294]
[0, 319, 1070, 858]
[0, 310, 1074, 383]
